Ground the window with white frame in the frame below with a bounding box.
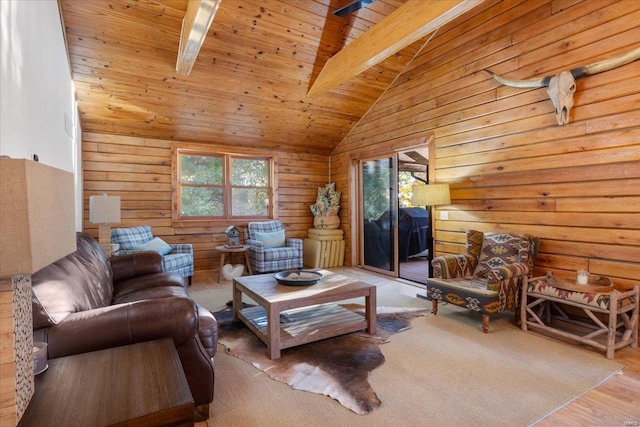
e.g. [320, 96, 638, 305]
[174, 148, 273, 221]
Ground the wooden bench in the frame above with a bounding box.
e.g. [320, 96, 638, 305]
[521, 273, 638, 359]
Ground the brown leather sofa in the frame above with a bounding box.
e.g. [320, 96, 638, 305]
[31, 232, 217, 420]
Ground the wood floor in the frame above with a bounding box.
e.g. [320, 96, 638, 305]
[194, 267, 639, 425]
[535, 337, 640, 426]
[398, 257, 429, 284]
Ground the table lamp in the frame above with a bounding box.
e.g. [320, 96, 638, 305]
[89, 194, 121, 256]
[0, 158, 76, 425]
[411, 183, 451, 278]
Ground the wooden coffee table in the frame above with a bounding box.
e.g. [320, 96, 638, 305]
[233, 272, 377, 359]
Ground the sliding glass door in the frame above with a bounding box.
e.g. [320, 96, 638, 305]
[360, 156, 397, 275]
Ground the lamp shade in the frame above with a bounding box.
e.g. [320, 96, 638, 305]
[0, 159, 77, 277]
[411, 184, 451, 207]
[89, 195, 121, 224]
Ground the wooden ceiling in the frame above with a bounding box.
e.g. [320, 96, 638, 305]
[60, 0, 426, 155]
[60, 0, 456, 155]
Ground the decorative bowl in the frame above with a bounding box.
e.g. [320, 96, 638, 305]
[274, 270, 323, 286]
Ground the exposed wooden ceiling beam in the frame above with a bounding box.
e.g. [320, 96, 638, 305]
[404, 150, 429, 164]
[307, 0, 484, 98]
[176, 0, 220, 76]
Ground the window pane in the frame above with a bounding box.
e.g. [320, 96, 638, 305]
[231, 158, 268, 186]
[180, 155, 223, 185]
[232, 188, 269, 216]
[181, 187, 224, 216]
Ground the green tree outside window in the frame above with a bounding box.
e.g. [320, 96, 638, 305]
[177, 151, 272, 220]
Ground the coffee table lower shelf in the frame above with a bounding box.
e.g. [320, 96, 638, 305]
[238, 303, 368, 352]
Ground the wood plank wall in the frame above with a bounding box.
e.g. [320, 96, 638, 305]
[82, 132, 328, 272]
[332, 0, 640, 288]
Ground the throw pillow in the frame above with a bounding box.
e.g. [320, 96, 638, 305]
[254, 229, 285, 249]
[133, 237, 172, 255]
[473, 233, 520, 278]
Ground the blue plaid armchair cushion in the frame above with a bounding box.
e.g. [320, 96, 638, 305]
[111, 226, 194, 279]
[245, 220, 303, 273]
[253, 229, 286, 248]
[133, 237, 173, 255]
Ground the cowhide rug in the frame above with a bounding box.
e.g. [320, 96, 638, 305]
[213, 302, 430, 415]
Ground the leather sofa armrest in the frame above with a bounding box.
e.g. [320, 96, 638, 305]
[43, 297, 198, 359]
[197, 305, 218, 358]
[110, 251, 164, 283]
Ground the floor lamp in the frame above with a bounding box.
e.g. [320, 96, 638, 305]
[89, 194, 121, 256]
[0, 158, 76, 425]
[411, 183, 451, 280]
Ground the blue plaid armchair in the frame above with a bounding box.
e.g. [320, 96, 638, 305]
[245, 220, 303, 273]
[111, 225, 194, 285]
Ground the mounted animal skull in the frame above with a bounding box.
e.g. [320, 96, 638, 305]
[485, 47, 640, 125]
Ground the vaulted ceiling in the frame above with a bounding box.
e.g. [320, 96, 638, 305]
[59, 0, 463, 155]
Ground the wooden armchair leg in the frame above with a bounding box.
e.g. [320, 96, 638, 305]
[482, 314, 489, 333]
[432, 299, 438, 315]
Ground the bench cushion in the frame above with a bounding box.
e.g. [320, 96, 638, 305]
[428, 277, 501, 314]
[527, 279, 635, 310]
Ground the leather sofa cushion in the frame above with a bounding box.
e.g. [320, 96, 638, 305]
[32, 233, 113, 328]
[110, 251, 164, 283]
[113, 272, 186, 301]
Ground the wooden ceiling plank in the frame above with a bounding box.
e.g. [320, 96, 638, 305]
[69, 66, 367, 119]
[176, 0, 221, 75]
[61, 0, 413, 150]
[71, 84, 358, 132]
[79, 118, 335, 155]
[61, 0, 183, 35]
[306, 0, 485, 98]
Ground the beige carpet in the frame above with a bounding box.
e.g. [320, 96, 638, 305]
[189, 269, 623, 427]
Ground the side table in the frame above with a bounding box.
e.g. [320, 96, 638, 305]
[303, 228, 345, 268]
[215, 245, 252, 283]
[18, 338, 194, 426]
[521, 273, 639, 359]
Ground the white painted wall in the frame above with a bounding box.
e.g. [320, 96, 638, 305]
[0, 0, 82, 230]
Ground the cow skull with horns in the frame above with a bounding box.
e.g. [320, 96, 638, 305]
[484, 47, 640, 125]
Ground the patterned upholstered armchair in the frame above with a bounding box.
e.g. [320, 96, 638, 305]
[245, 220, 303, 274]
[111, 225, 194, 285]
[427, 230, 539, 333]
